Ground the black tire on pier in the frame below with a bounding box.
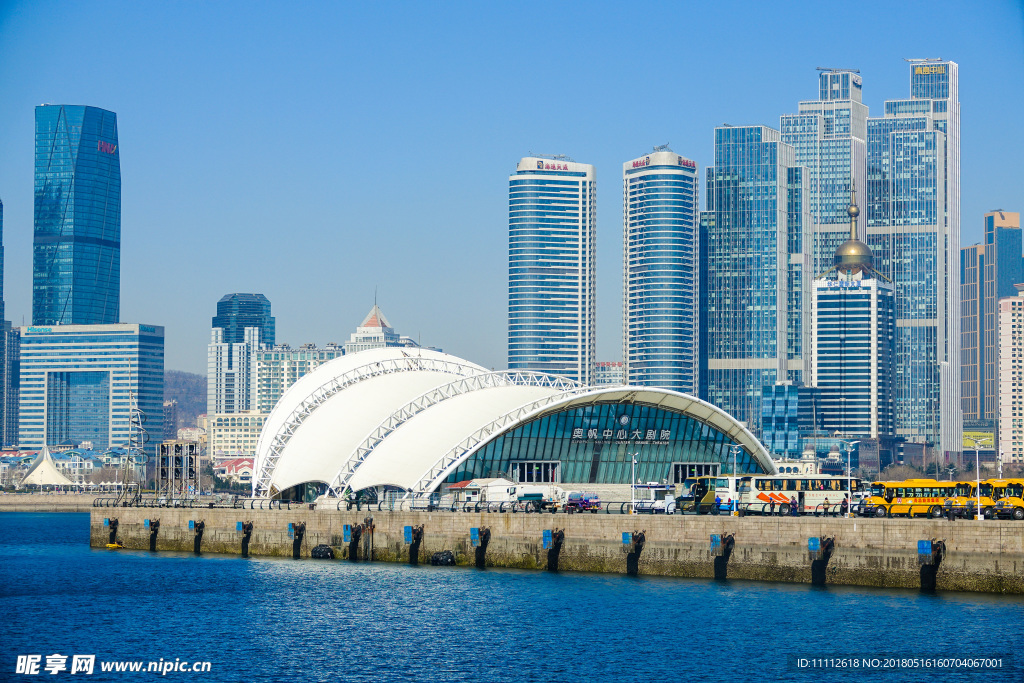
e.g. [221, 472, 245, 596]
[874, 506, 887, 518]
[1012, 507, 1024, 521]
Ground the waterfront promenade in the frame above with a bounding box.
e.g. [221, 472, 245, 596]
[1, 493, 96, 512]
[89, 506, 1024, 594]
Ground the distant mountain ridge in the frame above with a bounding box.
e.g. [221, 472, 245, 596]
[165, 370, 206, 431]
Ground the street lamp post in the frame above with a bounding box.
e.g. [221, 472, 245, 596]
[963, 435, 992, 521]
[837, 439, 860, 518]
[630, 452, 638, 515]
[729, 444, 742, 515]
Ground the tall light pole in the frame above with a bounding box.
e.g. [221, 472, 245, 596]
[729, 444, 742, 515]
[629, 452, 638, 515]
[963, 435, 992, 521]
[837, 439, 859, 518]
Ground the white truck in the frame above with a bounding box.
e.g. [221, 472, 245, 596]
[633, 483, 677, 514]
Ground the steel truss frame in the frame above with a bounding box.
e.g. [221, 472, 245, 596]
[326, 370, 583, 498]
[252, 355, 483, 497]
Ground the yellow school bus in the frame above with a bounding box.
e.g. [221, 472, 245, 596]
[987, 479, 1024, 520]
[943, 479, 1009, 519]
[860, 479, 962, 518]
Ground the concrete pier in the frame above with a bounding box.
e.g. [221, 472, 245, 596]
[89, 508, 1024, 594]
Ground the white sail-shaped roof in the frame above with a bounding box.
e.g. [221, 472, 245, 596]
[252, 349, 775, 498]
[21, 445, 75, 487]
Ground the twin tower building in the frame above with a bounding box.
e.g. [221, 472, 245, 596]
[509, 61, 962, 464]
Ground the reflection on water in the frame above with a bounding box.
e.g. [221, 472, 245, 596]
[0, 512, 1020, 682]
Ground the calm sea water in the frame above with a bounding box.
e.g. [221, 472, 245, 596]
[1, 512, 1022, 682]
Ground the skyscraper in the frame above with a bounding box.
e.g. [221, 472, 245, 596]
[781, 69, 868, 276]
[812, 189, 896, 443]
[622, 148, 699, 394]
[0, 199, 14, 447]
[961, 211, 1022, 429]
[33, 105, 120, 326]
[208, 293, 274, 414]
[211, 293, 275, 346]
[866, 60, 962, 461]
[702, 126, 810, 433]
[508, 156, 595, 385]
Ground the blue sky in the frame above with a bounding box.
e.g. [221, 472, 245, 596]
[0, 1, 1022, 374]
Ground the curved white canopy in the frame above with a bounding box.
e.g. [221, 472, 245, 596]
[253, 348, 487, 496]
[252, 350, 773, 498]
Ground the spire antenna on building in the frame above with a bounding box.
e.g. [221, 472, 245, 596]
[818, 180, 889, 281]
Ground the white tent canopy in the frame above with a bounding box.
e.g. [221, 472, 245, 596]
[20, 445, 75, 487]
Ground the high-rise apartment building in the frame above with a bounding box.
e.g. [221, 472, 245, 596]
[961, 211, 1022, 428]
[781, 69, 868, 276]
[998, 285, 1024, 463]
[208, 326, 263, 415]
[508, 156, 596, 385]
[208, 293, 274, 415]
[622, 148, 699, 393]
[256, 343, 345, 412]
[18, 324, 164, 452]
[33, 105, 120, 326]
[702, 126, 810, 434]
[866, 60, 962, 460]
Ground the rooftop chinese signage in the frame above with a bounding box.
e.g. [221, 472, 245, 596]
[914, 65, 946, 75]
[537, 161, 569, 171]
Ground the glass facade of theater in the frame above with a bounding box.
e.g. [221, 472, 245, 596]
[18, 324, 164, 453]
[445, 402, 763, 485]
[622, 151, 698, 393]
[508, 157, 596, 385]
[701, 126, 810, 436]
[33, 105, 121, 326]
[866, 61, 961, 459]
[781, 70, 868, 276]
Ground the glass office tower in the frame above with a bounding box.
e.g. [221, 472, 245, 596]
[33, 105, 120, 326]
[961, 211, 1021, 427]
[211, 293, 275, 346]
[866, 60, 962, 461]
[508, 156, 596, 385]
[702, 126, 810, 434]
[781, 69, 868, 276]
[622, 149, 698, 393]
[18, 324, 164, 453]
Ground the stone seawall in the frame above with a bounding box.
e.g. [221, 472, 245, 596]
[2, 494, 96, 512]
[89, 508, 1024, 594]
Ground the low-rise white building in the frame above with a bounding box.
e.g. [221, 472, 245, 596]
[209, 412, 267, 459]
